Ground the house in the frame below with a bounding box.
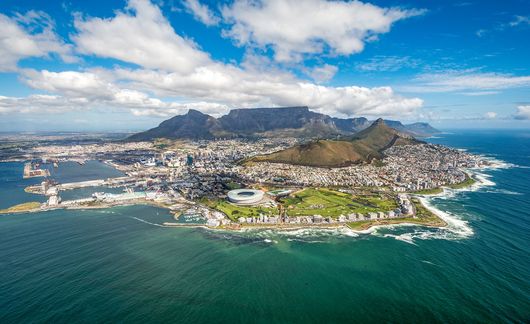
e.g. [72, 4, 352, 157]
[313, 215, 324, 223]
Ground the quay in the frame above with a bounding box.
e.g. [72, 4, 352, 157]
[23, 163, 50, 179]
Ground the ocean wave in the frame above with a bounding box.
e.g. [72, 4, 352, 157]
[225, 226, 360, 243]
[482, 188, 523, 195]
[97, 210, 116, 214]
[471, 171, 496, 188]
[479, 156, 516, 169]
[420, 197, 474, 238]
[372, 197, 475, 244]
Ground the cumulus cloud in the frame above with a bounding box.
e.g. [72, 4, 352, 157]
[110, 66, 422, 118]
[183, 0, 220, 26]
[307, 64, 338, 83]
[0, 91, 227, 117]
[73, 0, 210, 73]
[22, 69, 116, 99]
[402, 70, 530, 93]
[11, 69, 227, 117]
[6, 0, 424, 120]
[221, 0, 425, 62]
[0, 11, 73, 71]
[514, 105, 530, 120]
[0, 94, 90, 114]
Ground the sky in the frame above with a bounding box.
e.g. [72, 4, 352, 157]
[0, 0, 529, 132]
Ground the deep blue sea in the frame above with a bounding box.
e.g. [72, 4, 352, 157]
[0, 131, 529, 323]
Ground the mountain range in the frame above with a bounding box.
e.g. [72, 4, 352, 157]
[128, 106, 439, 141]
[249, 118, 421, 167]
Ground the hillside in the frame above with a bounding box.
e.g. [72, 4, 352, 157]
[250, 119, 421, 167]
[128, 106, 439, 141]
[128, 109, 224, 140]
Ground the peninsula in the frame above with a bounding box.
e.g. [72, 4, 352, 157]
[0, 107, 487, 232]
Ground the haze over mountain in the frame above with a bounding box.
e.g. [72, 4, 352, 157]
[250, 118, 422, 167]
[128, 107, 439, 141]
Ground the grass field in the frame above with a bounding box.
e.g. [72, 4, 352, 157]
[412, 187, 444, 195]
[203, 199, 278, 221]
[447, 175, 476, 189]
[0, 202, 41, 214]
[280, 188, 398, 218]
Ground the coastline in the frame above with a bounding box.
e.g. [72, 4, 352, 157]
[2, 157, 500, 235]
[1, 194, 449, 233]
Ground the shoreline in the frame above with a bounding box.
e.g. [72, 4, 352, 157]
[1, 196, 449, 233]
[2, 158, 503, 235]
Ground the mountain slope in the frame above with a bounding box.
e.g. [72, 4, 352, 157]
[128, 109, 223, 140]
[251, 119, 420, 167]
[401, 122, 440, 137]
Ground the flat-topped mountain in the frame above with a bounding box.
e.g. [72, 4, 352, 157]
[250, 119, 421, 167]
[218, 107, 341, 138]
[128, 106, 439, 141]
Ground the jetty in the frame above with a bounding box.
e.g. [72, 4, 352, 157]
[23, 163, 50, 179]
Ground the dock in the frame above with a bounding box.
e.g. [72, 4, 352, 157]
[23, 163, 50, 179]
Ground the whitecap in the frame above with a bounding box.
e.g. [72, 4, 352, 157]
[235, 226, 360, 242]
[420, 260, 436, 265]
[418, 197, 474, 239]
[482, 188, 523, 195]
[382, 233, 418, 245]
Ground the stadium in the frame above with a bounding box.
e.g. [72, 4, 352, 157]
[227, 189, 265, 205]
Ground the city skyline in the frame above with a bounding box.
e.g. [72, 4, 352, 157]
[1, 0, 530, 131]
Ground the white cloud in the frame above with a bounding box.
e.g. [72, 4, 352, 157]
[0, 94, 89, 114]
[22, 69, 116, 99]
[6, 0, 424, 120]
[402, 70, 530, 93]
[307, 64, 338, 83]
[484, 111, 497, 119]
[0, 11, 73, 71]
[14, 69, 228, 117]
[221, 0, 425, 62]
[73, 0, 210, 73]
[183, 0, 220, 26]
[514, 105, 530, 120]
[111, 66, 422, 118]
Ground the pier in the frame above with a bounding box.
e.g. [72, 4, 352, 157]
[23, 163, 50, 179]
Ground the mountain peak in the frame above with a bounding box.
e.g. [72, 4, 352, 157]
[186, 109, 206, 116]
[373, 118, 385, 125]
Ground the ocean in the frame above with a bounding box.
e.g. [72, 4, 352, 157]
[0, 131, 529, 323]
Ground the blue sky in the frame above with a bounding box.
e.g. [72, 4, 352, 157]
[0, 0, 529, 131]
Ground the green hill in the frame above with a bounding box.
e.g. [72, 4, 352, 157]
[251, 119, 420, 167]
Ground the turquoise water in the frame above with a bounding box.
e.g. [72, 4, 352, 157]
[1, 132, 529, 323]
